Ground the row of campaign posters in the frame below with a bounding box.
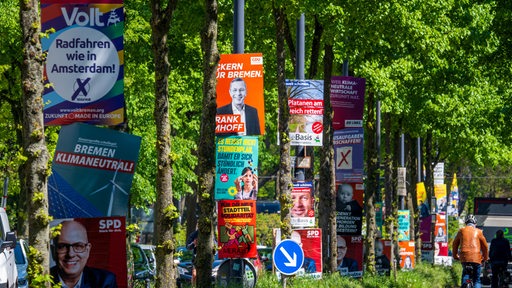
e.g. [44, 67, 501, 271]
[41, 1, 140, 287]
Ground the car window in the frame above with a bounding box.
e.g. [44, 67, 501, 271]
[14, 244, 26, 265]
[132, 246, 146, 265]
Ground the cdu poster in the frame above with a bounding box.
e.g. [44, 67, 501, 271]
[215, 136, 258, 200]
[216, 53, 264, 136]
[41, 0, 125, 126]
[217, 200, 257, 259]
[286, 80, 324, 146]
[330, 76, 365, 130]
[334, 128, 364, 182]
[49, 123, 141, 218]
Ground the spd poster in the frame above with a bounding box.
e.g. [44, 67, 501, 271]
[41, 0, 125, 126]
[49, 123, 141, 218]
[216, 53, 264, 136]
[336, 182, 363, 235]
[215, 136, 258, 200]
[330, 76, 365, 130]
[217, 200, 257, 259]
[290, 229, 322, 278]
[336, 235, 363, 278]
[50, 216, 127, 288]
[286, 80, 324, 146]
[334, 128, 364, 182]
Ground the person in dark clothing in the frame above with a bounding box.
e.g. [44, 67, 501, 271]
[186, 229, 199, 285]
[489, 229, 512, 288]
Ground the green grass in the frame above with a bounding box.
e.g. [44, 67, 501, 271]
[255, 262, 462, 288]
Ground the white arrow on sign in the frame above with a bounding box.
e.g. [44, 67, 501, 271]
[280, 246, 297, 267]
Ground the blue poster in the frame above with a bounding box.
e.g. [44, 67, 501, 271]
[215, 136, 258, 200]
[48, 123, 141, 218]
[334, 128, 364, 183]
[398, 210, 411, 241]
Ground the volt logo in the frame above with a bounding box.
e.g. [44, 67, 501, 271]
[72, 78, 91, 100]
[62, 8, 105, 27]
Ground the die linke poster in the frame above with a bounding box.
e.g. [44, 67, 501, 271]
[216, 53, 264, 136]
[41, 0, 125, 126]
[286, 80, 324, 146]
[48, 123, 141, 218]
[217, 200, 257, 259]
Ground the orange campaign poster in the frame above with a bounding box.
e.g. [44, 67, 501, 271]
[399, 241, 415, 270]
[216, 53, 265, 136]
[217, 200, 258, 259]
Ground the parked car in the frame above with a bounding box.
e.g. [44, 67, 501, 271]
[0, 208, 17, 288]
[139, 244, 156, 273]
[176, 246, 224, 288]
[131, 243, 154, 285]
[14, 239, 28, 288]
[257, 245, 273, 271]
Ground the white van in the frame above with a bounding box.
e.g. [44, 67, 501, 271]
[0, 208, 17, 288]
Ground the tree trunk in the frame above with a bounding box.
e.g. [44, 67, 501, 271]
[196, 0, 219, 286]
[19, 0, 50, 286]
[150, 1, 178, 287]
[364, 90, 378, 274]
[318, 44, 336, 273]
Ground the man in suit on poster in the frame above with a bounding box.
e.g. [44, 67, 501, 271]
[51, 220, 117, 288]
[217, 77, 261, 135]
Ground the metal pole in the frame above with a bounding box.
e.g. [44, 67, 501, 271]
[233, 0, 244, 53]
[400, 134, 405, 210]
[294, 14, 305, 181]
[376, 100, 381, 200]
[417, 138, 421, 182]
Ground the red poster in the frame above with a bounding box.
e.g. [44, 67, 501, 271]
[216, 53, 265, 135]
[337, 235, 363, 278]
[399, 241, 415, 270]
[217, 200, 257, 259]
[50, 217, 127, 288]
[291, 229, 322, 278]
[375, 239, 392, 275]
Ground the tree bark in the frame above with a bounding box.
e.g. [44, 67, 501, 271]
[318, 44, 336, 273]
[196, 0, 219, 286]
[364, 90, 378, 274]
[150, 1, 178, 287]
[19, 0, 50, 286]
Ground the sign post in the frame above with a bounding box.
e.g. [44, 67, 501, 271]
[273, 239, 304, 275]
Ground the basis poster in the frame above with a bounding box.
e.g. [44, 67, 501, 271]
[291, 182, 315, 228]
[217, 200, 257, 259]
[286, 80, 324, 146]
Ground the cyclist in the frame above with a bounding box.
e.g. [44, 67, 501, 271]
[489, 229, 511, 288]
[453, 214, 489, 288]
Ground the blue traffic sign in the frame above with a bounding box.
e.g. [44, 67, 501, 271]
[273, 239, 305, 275]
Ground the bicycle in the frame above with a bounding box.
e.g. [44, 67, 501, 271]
[461, 263, 478, 288]
[493, 263, 510, 288]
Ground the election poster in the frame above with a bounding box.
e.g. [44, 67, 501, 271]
[286, 80, 324, 146]
[215, 136, 258, 200]
[290, 229, 322, 278]
[41, 0, 125, 126]
[291, 182, 315, 228]
[398, 210, 410, 241]
[421, 241, 434, 263]
[434, 241, 452, 266]
[420, 215, 433, 242]
[50, 216, 127, 288]
[48, 123, 141, 218]
[217, 200, 257, 259]
[375, 239, 392, 275]
[398, 241, 415, 270]
[216, 53, 264, 136]
[330, 76, 365, 130]
[334, 128, 364, 182]
[336, 235, 363, 278]
[336, 182, 363, 235]
[448, 173, 459, 216]
[434, 213, 447, 242]
[434, 183, 448, 212]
